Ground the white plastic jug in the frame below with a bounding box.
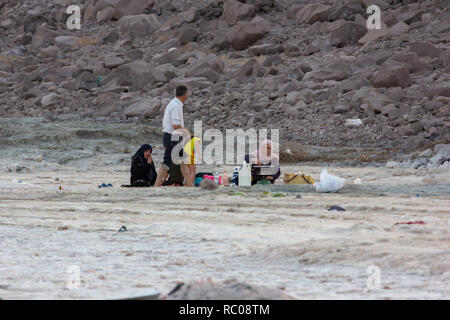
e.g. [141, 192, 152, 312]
[238, 161, 251, 187]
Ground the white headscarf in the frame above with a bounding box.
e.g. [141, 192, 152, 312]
[248, 140, 280, 175]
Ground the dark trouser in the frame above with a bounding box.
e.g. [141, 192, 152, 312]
[162, 132, 183, 171]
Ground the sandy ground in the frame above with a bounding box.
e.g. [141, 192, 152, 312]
[0, 164, 449, 300]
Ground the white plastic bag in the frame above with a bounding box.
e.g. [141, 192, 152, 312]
[314, 169, 345, 193]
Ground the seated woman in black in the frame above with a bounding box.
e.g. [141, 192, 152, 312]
[130, 144, 157, 187]
[244, 140, 281, 185]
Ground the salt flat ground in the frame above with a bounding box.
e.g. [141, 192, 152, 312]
[0, 165, 449, 300]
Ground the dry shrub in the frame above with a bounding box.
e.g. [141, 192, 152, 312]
[279, 141, 313, 162]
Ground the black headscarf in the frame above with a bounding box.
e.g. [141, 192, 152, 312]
[130, 144, 156, 186]
[132, 144, 152, 161]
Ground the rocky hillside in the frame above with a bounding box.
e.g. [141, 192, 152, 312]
[0, 0, 449, 153]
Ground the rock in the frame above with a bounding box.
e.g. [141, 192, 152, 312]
[430, 144, 450, 165]
[96, 6, 117, 24]
[75, 70, 98, 91]
[287, 5, 304, 19]
[389, 21, 410, 36]
[177, 26, 200, 45]
[329, 22, 367, 47]
[167, 279, 293, 299]
[328, 1, 366, 22]
[409, 42, 442, 59]
[222, 0, 256, 26]
[169, 77, 213, 91]
[233, 59, 266, 82]
[31, 25, 57, 49]
[227, 20, 268, 50]
[386, 161, 400, 168]
[185, 54, 224, 83]
[118, 14, 161, 39]
[211, 33, 229, 50]
[183, 8, 198, 23]
[104, 55, 126, 68]
[152, 48, 182, 67]
[370, 66, 412, 88]
[405, 59, 432, 74]
[333, 104, 349, 114]
[296, 4, 332, 25]
[304, 69, 348, 82]
[101, 61, 166, 91]
[124, 98, 161, 118]
[248, 44, 283, 56]
[422, 86, 450, 98]
[359, 24, 390, 44]
[54, 36, 80, 50]
[41, 93, 57, 107]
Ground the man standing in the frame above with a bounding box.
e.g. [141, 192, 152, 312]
[154, 86, 190, 187]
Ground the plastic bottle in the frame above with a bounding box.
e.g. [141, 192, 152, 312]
[214, 171, 219, 185]
[238, 161, 251, 187]
[223, 171, 230, 186]
[232, 167, 239, 186]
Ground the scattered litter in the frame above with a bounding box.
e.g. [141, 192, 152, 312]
[314, 169, 345, 193]
[296, 194, 302, 199]
[230, 192, 246, 196]
[271, 193, 287, 197]
[354, 178, 362, 184]
[57, 226, 69, 231]
[416, 193, 420, 197]
[98, 183, 113, 188]
[328, 205, 346, 211]
[284, 172, 314, 185]
[118, 226, 127, 232]
[346, 119, 363, 127]
[393, 221, 425, 227]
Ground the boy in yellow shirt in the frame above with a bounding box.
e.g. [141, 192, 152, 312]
[183, 136, 202, 187]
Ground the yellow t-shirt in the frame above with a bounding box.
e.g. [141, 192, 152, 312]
[183, 137, 202, 165]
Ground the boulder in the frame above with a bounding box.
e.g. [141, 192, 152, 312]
[233, 59, 266, 82]
[389, 21, 410, 36]
[177, 26, 200, 45]
[222, 0, 256, 26]
[370, 66, 412, 88]
[118, 14, 161, 39]
[359, 24, 389, 44]
[409, 42, 442, 59]
[104, 55, 126, 68]
[31, 25, 57, 49]
[430, 144, 450, 165]
[227, 20, 268, 50]
[303, 69, 348, 82]
[124, 98, 161, 118]
[41, 93, 58, 107]
[329, 22, 367, 47]
[248, 44, 283, 56]
[54, 36, 80, 50]
[152, 48, 182, 67]
[169, 77, 213, 90]
[296, 4, 332, 24]
[328, 1, 366, 22]
[101, 61, 167, 91]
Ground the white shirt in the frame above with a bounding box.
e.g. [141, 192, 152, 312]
[162, 97, 184, 134]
